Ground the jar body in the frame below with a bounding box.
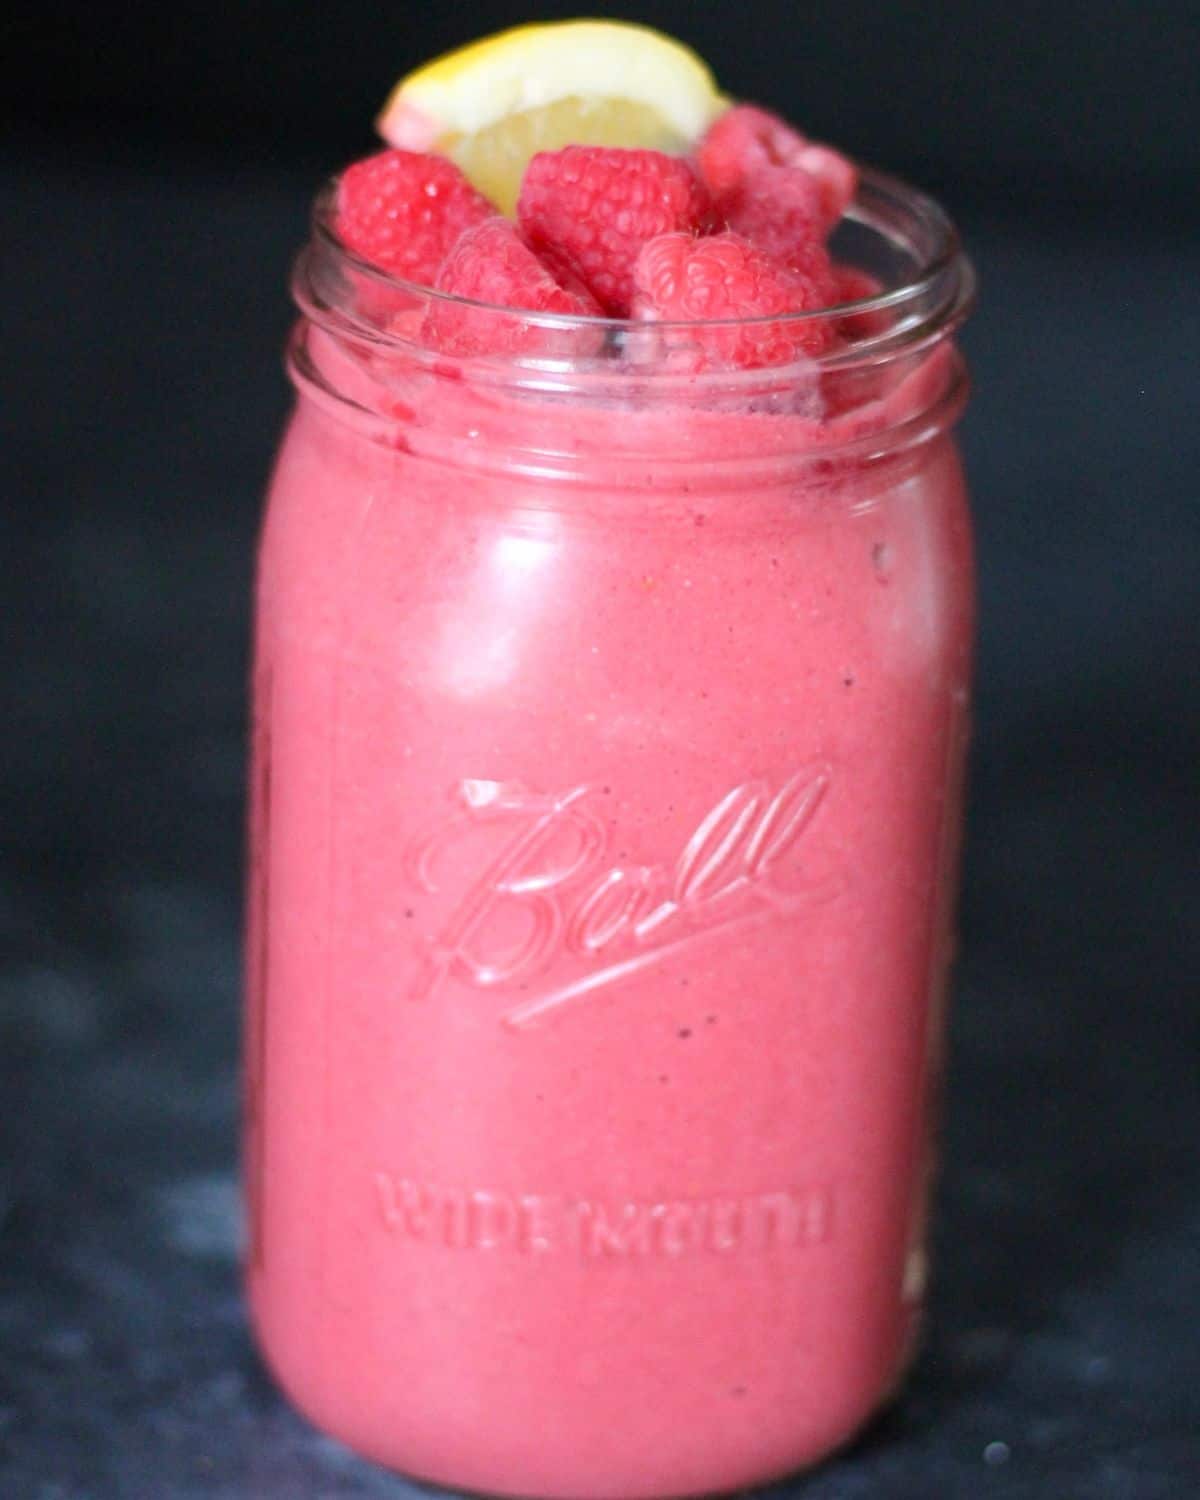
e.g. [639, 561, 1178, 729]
[244, 368, 973, 1496]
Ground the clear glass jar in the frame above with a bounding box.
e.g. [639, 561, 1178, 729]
[244, 170, 975, 1499]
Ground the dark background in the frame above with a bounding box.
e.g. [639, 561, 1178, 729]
[2, 2, 1197, 1496]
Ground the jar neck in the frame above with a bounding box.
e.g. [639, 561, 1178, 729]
[288, 167, 975, 486]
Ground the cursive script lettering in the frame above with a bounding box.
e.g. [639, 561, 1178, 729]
[408, 768, 834, 1028]
[374, 1173, 835, 1257]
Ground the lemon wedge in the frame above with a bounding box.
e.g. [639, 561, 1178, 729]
[377, 20, 725, 215]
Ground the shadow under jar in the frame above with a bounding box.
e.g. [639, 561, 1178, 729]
[243, 169, 976, 1499]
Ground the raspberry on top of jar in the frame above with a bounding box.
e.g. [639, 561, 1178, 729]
[331, 18, 886, 375]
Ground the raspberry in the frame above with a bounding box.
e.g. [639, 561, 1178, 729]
[335, 149, 495, 283]
[790, 143, 859, 230]
[831, 266, 882, 303]
[720, 164, 836, 296]
[518, 146, 717, 315]
[631, 231, 833, 369]
[697, 106, 797, 198]
[423, 217, 602, 356]
[697, 104, 858, 232]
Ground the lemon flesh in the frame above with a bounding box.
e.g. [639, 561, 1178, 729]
[377, 20, 725, 215]
[440, 97, 690, 215]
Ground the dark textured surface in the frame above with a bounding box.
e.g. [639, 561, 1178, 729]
[12, 0, 1200, 216]
[1, 150, 1198, 1498]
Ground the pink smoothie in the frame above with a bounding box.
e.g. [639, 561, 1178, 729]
[244, 204, 974, 1496]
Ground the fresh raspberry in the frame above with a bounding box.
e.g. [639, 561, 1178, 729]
[720, 164, 836, 296]
[631, 231, 833, 369]
[518, 146, 717, 316]
[831, 266, 882, 303]
[790, 143, 859, 230]
[423, 217, 602, 356]
[697, 104, 859, 232]
[697, 106, 798, 198]
[335, 149, 495, 283]
[434, 218, 601, 314]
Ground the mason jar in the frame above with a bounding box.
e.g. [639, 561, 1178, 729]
[243, 168, 976, 1498]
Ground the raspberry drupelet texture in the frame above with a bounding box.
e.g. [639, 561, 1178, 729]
[336, 149, 496, 283]
[334, 105, 874, 367]
[518, 146, 718, 315]
[721, 163, 837, 294]
[435, 218, 602, 314]
[424, 217, 602, 355]
[697, 104, 858, 233]
[632, 230, 833, 369]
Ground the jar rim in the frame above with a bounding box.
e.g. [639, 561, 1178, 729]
[291, 161, 975, 477]
[308, 163, 974, 353]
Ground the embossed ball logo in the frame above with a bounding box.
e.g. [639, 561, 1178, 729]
[408, 768, 835, 1028]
